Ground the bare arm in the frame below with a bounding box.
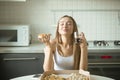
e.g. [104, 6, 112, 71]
[38, 34, 55, 71]
[43, 44, 54, 71]
[80, 46, 88, 70]
[79, 32, 88, 70]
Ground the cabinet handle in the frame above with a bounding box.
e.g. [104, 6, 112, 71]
[88, 62, 120, 65]
[3, 57, 37, 61]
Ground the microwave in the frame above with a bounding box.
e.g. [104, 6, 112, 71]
[0, 24, 30, 46]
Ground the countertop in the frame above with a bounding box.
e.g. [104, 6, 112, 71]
[0, 42, 120, 53]
[10, 74, 114, 80]
[0, 43, 44, 53]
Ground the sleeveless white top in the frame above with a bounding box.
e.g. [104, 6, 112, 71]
[54, 48, 74, 70]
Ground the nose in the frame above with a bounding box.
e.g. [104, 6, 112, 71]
[63, 23, 68, 28]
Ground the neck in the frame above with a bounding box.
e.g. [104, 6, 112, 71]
[61, 35, 72, 47]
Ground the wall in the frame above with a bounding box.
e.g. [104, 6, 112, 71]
[0, 0, 120, 43]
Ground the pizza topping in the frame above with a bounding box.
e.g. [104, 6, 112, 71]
[42, 73, 89, 80]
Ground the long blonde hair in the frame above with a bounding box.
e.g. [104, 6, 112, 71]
[55, 15, 81, 70]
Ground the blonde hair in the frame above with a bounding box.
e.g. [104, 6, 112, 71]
[55, 15, 78, 44]
[54, 15, 81, 70]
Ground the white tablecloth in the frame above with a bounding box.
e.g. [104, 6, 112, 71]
[10, 74, 115, 80]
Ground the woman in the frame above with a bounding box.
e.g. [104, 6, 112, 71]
[39, 15, 88, 71]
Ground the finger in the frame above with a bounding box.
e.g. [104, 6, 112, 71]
[80, 32, 84, 37]
[42, 38, 45, 42]
[48, 34, 51, 36]
[44, 35, 48, 41]
[46, 34, 50, 40]
[47, 34, 51, 39]
[43, 38, 48, 43]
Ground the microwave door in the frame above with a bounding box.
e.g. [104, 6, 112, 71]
[0, 24, 29, 46]
[0, 30, 17, 42]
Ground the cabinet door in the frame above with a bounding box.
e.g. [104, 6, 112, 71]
[53, 11, 73, 24]
[0, 53, 44, 80]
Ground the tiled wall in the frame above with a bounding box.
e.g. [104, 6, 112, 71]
[51, 10, 120, 41]
[0, 0, 120, 42]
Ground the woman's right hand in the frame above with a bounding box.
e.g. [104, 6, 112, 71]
[38, 33, 55, 55]
[38, 33, 51, 46]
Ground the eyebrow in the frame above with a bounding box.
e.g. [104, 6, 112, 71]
[59, 21, 73, 23]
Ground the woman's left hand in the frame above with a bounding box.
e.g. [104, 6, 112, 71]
[78, 32, 87, 48]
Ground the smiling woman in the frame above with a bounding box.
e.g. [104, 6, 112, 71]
[38, 15, 88, 71]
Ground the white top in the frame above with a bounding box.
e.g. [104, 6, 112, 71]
[54, 48, 74, 70]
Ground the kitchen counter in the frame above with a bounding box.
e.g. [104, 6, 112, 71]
[0, 43, 44, 53]
[10, 74, 114, 80]
[0, 42, 120, 53]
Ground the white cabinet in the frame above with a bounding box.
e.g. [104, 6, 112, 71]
[0, 0, 26, 1]
[53, 11, 73, 24]
[118, 11, 120, 25]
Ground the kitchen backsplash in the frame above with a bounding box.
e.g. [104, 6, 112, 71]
[51, 10, 120, 41]
[0, 0, 120, 42]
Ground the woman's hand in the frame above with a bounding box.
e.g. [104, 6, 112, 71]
[38, 33, 53, 55]
[40, 34, 54, 71]
[38, 33, 51, 46]
[78, 32, 87, 48]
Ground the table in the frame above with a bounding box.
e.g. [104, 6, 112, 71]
[10, 74, 115, 80]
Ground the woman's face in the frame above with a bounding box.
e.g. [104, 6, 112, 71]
[58, 17, 74, 36]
